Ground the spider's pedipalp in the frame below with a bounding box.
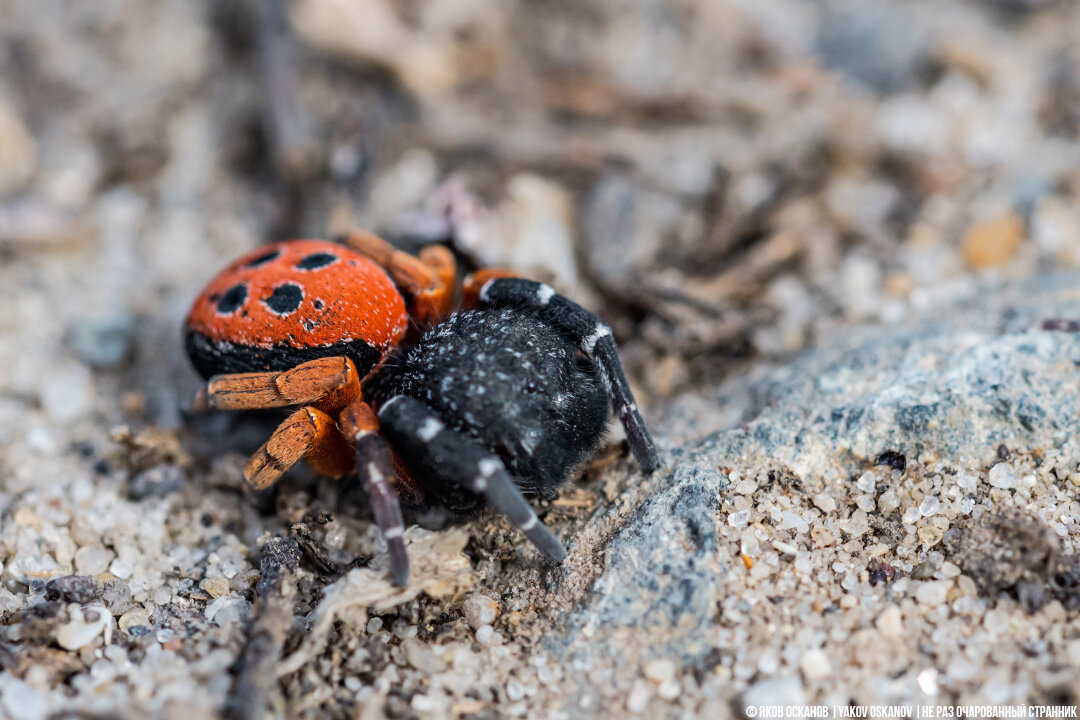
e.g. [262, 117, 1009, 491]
[245, 406, 349, 489]
[377, 395, 566, 563]
[194, 356, 359, 411]
[469, 277, 658, 472]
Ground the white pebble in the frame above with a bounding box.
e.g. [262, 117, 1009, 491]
[475, 625, 494, 644]
[727, 509, 750, 527]
[915, 580, 949, 607]
[205, 596, 249, 626]
[656, 678, 681, 700]
[626, 680, 652, 713]
[462, 594, 499, 629]
[876, 606, 903, 639]
[780, 511, 809, 534]
[988, 463, 1015, 489]
[56, 606, 109, 650]
[108, 558, 133, 580]
[813, 494, 836, 513]
[506, 678, 526, 701]
[735, 478, 758, 495]
[643, 658, 676, 684]
[955, 472, 977, 491]
[74, 545, 113, 576]
[919, 496, 940, 517]
[403, 638, 445, 674]
[856, 471, 877, 493]
[0, 676, 46, 720]
[800, 648, 832, 680]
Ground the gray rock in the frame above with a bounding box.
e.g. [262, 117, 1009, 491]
[534, 273, 1080, 710]
[128, 464, 185, 500]
[815, 3, 928, 93]
[44, 575, 102, 604]
[68, 315, 135, 369]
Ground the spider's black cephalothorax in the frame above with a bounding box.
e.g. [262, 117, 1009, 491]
[363, 306, 610, 516]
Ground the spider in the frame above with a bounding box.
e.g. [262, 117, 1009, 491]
[185, 230, 657, 584]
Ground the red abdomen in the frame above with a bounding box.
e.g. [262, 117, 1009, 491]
[185, 240, 407, 379]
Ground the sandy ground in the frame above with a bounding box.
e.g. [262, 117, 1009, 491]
[2, 0, 1080, 718]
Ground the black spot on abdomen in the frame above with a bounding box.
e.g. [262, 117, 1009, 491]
[263, 284, 303, 316]
[216, 284, 247, 315]
[245, 249, 281, 267]
[296, 252, 337, 270]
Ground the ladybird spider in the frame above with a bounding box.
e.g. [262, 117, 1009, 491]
[185, 230, 657, 585]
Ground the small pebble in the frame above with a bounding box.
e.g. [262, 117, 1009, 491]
[475, 625, 494, 644]
[856, 471, 877, 493]
[108, 558, 133, 580]
[505, 678, 526, 701]
[119, 609, 150, 633]
[0, 676, 46, 720]
[462, 594, 499, 629]
[800, 648, 832, 680]
[74, 545, 114, 576]
[912, 561, 936, 580]
[626, 680, 652, 713]
[915, 580, 949, 607]
[403, 637, 445, 674]
[813, 493, 836, 513]
[988, 463, 1015, 489]
[56, 606, 110, 650]
[780, 511, 809, 534]
[204, 577, 230, 598]
[45, 575, 101, 604]
[876, 606, 903, 639]
[728, 509, 751, 527]
[643, 658, 676, 684]
[656, 678, 681, 701]
[962, 213, 1023, 269]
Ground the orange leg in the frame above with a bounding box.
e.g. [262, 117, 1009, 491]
[337, 229, 456, 328]
[193, 356, 361, 413]
[245, 406, 354, 489]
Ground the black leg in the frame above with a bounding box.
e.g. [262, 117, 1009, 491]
[353, 433, 410, 585]
[377, 395, 566, 563]
[476, 277, 658, 472]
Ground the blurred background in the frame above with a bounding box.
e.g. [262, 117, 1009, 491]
[1, 0, 1079, 429]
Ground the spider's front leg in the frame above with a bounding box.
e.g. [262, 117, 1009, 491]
[464, 274, 659, 472]
[377, 395, 567, 563]
[340, 401, 410, 586]
[337, 229, 456, 329]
